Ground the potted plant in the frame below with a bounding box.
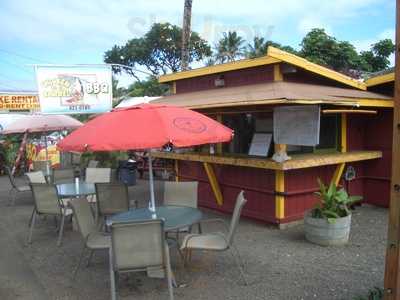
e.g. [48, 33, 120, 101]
[304, 178, 362, 246]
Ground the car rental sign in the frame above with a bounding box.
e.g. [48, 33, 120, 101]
[36, 65, 113, 114]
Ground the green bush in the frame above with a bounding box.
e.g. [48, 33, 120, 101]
[81, 151, 128, 169]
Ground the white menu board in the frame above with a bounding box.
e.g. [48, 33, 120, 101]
[248, 133, 272, 156]
[273, 105, 320, 146]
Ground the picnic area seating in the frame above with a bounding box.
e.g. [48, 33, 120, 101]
[28, 183, 73, 246]
[4, 166, 31, 206]
[180, 190, 248, 285]
[70, 198, 111, 279]
[109, 219, 174, 300]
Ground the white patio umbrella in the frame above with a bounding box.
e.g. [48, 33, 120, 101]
[2, 114, 83, 175]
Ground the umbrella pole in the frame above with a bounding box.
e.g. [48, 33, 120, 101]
[44, 135, 50, 176]
[148, 151, 156, 215]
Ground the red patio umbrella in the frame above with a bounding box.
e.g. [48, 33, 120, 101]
[58, 104, 233, 213]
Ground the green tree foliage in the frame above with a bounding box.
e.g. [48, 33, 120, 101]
[359, 39, 396, 72]
[126, 76, 169, 97]
[104, 22, 211, 78]
[299, 29, 394, 75]
[246, 37, 298, 58]
[215, 31, 246, 63]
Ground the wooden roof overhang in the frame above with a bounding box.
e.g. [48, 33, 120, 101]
[159, 46, 367, 90]
[152, 81, 393, 110]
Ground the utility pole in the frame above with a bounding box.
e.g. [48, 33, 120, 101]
[384, 0, 400, 298]
[181, 0, 192, 71]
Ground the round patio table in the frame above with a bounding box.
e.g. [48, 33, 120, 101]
[107, 205, 203, 231]
[56, 182, 95, 198]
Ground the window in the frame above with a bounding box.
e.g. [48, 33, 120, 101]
[222, 112, 273, 156]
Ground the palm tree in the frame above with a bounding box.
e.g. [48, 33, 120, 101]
[215, 31, 245, 63]
[181, 0, 193, 70]
[246, 37, 268, 58]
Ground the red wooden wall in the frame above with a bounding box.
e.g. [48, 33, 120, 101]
[175, 65, 274, 94]
[177, 161, 277, 223]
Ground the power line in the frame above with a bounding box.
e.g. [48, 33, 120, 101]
[0, 81, 20, 90]
[0, 48, 52, 64]
[0, 57, 35, 75]
[0, 73, 31, 84]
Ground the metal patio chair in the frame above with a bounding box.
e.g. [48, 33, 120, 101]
[85, 167, 111, 204]
[32, 160, 52, 178]
[180, 190, 248, 285]
[164, 181, 201, 236]
[69, 198, 111, 279]
[110, 220, 174, 300]
[95, 183, 130, 226]
[53, 168, 75, 184]
[27, 183, 73, 246]
[4, 166, 31, 206]
[87, 160, 99, 168]
[26, 171, 47, 183]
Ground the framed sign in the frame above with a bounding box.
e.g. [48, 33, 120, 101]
[248, 133, 272, 156]
[273, 105, 320, 146]
[36, 65, 113, 114]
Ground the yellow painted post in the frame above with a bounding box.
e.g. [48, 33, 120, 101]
[203, 162, 223, 206]
[341, 113, 347, 153]
[171, 81, 176, 94]
[273, 64, 283, 81]
[174, 160, 179, 182]
[275, 170, 285, 219]
[216, 114, 223, 154]
[331, 163, 345, 186]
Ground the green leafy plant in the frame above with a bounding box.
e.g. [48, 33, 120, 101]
[312, 178, 362, 223]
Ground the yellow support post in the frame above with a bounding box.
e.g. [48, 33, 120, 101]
[275, 170, 285, 219]
[341, 113, 347, 153]
[203, 162, 223, 206]
[174, 159, 179, 182]
[171, 81, 176, 94]
[331, 163, 345, 186]
[273, 64, 283, 81]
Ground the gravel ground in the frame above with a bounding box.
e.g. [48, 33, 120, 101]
[0, 175, 387, 300]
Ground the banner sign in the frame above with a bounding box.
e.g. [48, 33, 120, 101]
[0, 94, 40, 110]
[26, 143, 60, 169]
[36, 65, 113, 114]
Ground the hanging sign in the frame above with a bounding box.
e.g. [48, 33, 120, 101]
[274, 105, 320, 146]
[36, 65, 113, 114]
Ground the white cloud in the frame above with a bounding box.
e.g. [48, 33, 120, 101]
[297, 18, 332, 35]
[0, 0, 389, 47]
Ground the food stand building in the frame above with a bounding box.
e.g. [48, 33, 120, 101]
[153, 47, 394, 227]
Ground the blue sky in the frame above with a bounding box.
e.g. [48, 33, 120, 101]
[0, 0, 395, 91]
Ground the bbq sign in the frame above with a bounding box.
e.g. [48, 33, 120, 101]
[36, 65, 112, 114]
